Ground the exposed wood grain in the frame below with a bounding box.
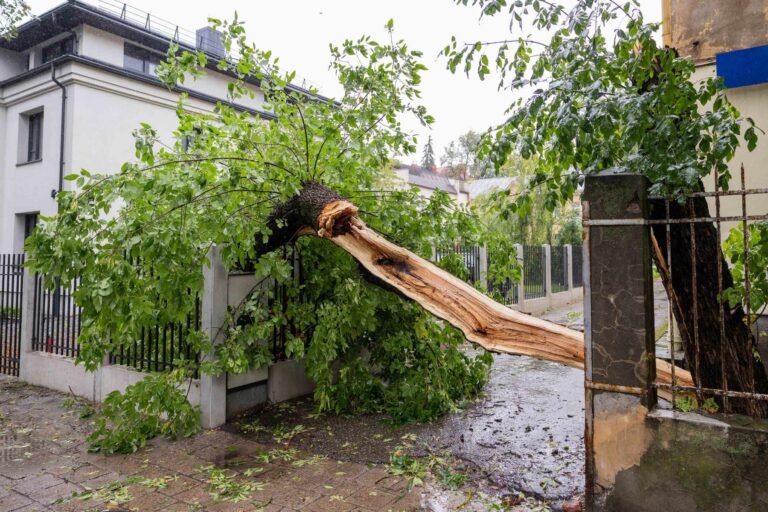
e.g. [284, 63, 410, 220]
[314, 199, 693, 388]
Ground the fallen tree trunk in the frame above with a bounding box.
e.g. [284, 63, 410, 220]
[261, 181, 693, 389]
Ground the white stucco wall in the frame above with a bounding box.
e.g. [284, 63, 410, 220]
[0, 48, 27, 81]
[0, 24, 268, 253]
[76, 25, 265, 111]
[0, 70, 66, 252]
[79, 25, 125, 67]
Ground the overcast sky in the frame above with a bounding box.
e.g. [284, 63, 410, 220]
[29, 0, 662, 164]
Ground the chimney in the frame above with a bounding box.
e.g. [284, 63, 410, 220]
[196, 27, 225, 58]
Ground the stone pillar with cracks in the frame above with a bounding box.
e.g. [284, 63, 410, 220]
[583, 170, 656, 509]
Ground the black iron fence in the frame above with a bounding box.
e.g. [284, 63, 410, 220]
[31, 273, 201, 374]
[434, 245, 482, 282]
[108, 294, 201, 374]
[572, 245, 584, 287]
[551, 245, 568, 293]
[32, 276, 80, 357]
[0, 254, 24, 376]
[487, 248, 519, 306]
[436, 244, 583, 305]
[523, 245, 547, 299]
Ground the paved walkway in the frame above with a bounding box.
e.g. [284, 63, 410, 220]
[0, 376, 423, 511]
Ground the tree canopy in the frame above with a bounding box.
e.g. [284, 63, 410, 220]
[445, 0, 756, 202]
[26, 19, 518, 451]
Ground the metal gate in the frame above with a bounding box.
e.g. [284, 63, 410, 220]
[0, 254, 24, 376]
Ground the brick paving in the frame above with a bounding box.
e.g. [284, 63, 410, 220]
[0, 376, 424, 511]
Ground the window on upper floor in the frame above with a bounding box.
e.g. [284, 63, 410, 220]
[124, 43, 161, 76]
[17, 109, 43, 165]
[41, 37, 74, 64]
[27, 112, 43, 162]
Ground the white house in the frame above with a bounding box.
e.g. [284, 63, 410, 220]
[392, 163, 516, 206]
[0, 0, 322, 254]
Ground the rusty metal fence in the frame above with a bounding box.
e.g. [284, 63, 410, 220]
[584, 168, 768, 418]
[650, 167, 768, 416]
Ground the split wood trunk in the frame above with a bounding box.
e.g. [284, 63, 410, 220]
[262, 182, 693, 392]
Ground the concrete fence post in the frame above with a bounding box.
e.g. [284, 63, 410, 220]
[582, 170, 656, 508]
[514, 243, 524, 311]
[478, 244, 488, 290]
[200, 245, 228, 429]
[565, 244, 574, 292]
[18, 265, 36, 381]
[543, 244, 552, 306]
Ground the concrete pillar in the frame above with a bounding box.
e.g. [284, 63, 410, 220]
[200, 245, 228, 429]
[514, 243, 524, 310]
[582, 171, 656, 508]
[543, 244, 552, 306]
[478, 245, 488, 290]
[565, 244, 574, 292]
[18, 265, 36, 381]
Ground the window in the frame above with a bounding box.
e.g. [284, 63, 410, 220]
[13, 213, 39, 253]
[180, 127, 202, 153]
[41, 37, 74, 64]
[124, 43, 160, 76]
[27, 112, 42, 162]
[23, 214, 38, 240]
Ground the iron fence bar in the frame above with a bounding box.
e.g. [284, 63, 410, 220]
[741, 165, 756, 411]
[649, 187, 768, 199]
[714, 167, 730, 414]
[584, 213, 768, 226]
[653, 382, 768, 402]
[1, 255, 8, 372]
[689, 199, 703, 411]
[17, 256, 24, 374]
[1, 255, 7, 374]
[586, 380, 648, 395]
[32, 274, 39, 351]
[666, 199, 676, 408]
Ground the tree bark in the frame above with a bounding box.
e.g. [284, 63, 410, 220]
[260, 182, 693, 390]
[650, 196, 768, 416]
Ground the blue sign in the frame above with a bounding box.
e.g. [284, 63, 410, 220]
[716, 44, 768, 89]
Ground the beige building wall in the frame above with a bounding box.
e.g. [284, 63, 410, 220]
[664, 0, 768, 233]
[664, 0, 768, 63]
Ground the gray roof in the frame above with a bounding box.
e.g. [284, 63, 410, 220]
[397, 166, 516, 199]
[465, 177, 515, 198]
[404, 167, 458, 194]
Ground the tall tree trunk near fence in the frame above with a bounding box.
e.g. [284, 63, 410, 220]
[649, 195, 768, 417]
[258, 181, 693, 391]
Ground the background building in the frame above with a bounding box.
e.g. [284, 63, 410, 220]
[0, 0, 304, 253]
[663, 0, 768, 224]
[392, 163, 515, 205]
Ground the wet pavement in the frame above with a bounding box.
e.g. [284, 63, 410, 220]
[0, 299, 589, 511]
[0, 376, 427, 511]
[234, 301, 589, 510]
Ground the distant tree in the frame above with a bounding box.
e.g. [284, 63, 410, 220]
[554, 206, 582, 246]
[471, 153, 561, 245]
[0, 0, 29, 40]
[421, 135, 436, 170]
[441, 130, 492, 179]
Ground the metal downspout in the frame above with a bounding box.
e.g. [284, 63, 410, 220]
[50, 64, 66, 208]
